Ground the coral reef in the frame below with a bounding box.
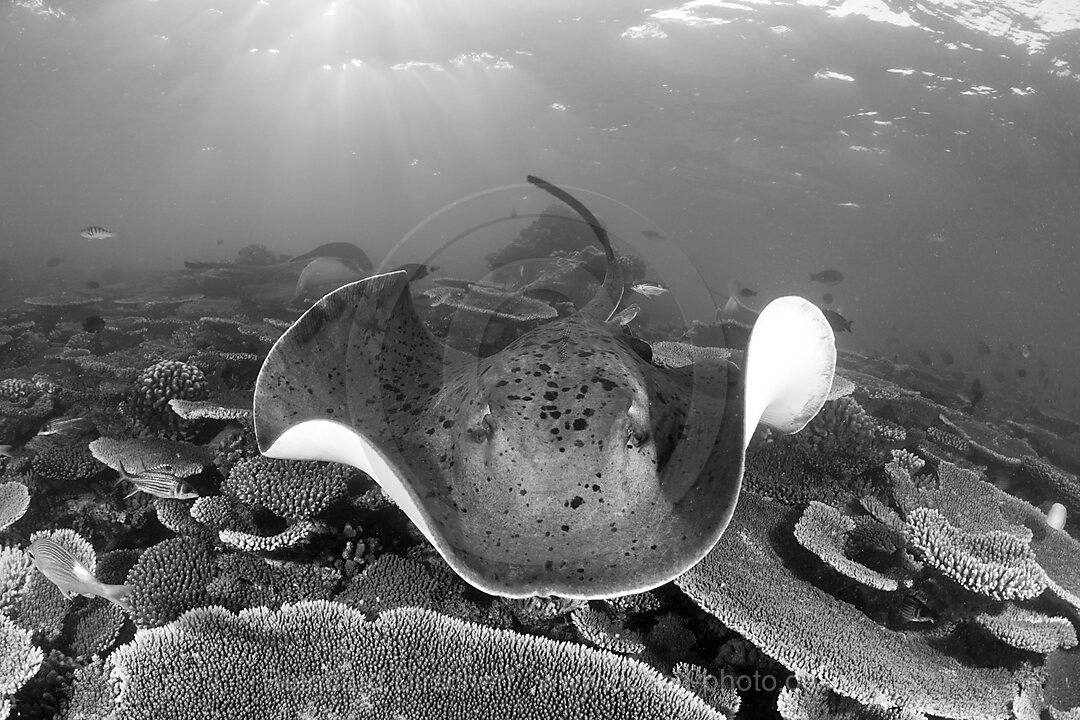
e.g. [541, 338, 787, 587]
[125, 536, 216, 629]
[66, 601, 723, 720]
[222, 457, 350, 522]
[128, 360, 209, 438]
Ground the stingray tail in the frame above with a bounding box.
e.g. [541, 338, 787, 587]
[742, 296, 835, 447]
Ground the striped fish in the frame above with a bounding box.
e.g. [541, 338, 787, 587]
[27, 536, 133, 612]
[900, 591, 933, 624]
[118, 461, 199, 500]
[79, 226, 116, 241]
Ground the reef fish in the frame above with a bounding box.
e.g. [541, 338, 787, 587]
[27, 533, 133, 612]
[810, 269, 844, 285]
[820, 309, 852, 333]
[739, 288, 758, 298]
[629, 282, 669, 297]
[254, 176, 836, 600]
[79, 226, 116, 241]
[118, 461, 199, 500]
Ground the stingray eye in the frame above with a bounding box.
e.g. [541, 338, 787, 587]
[467, 412, 496, 442]
[625, 398, 650, 448]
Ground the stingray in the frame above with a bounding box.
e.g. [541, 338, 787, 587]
[254, 176, 837, 599]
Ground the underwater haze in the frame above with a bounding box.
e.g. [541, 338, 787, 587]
[2, 0, 1080, 417]
[3, 1, 1080, 719]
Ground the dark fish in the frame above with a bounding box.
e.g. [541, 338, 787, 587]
[87, 281, 100, 289]
[80, 226, 116, 241]
[969, 377, 984, 407]
[82, 315, 106, 333]
[939, 351, 954, 366]
[46, 257, 64, 267]
[640, 229, 663, 240]
[810, 269, 844, 285]
[288, 242, 373, 271]
[976, 340, 991, 357]
[900, 591, 933, 623]
[820, 309, 852, 332]
[917, 350, 932, 366]
[1016, 369, 1028, 379]
[739, 287, 758, 298]
[821, 293, 833, 304]
[216, 239, 225, 246]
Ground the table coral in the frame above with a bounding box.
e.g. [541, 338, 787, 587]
[974, 606, 1077, 654]
[0, 482, 29, 531]
[0, 614, 42, 719]
[905, 507, 1047, 601]
[675, 491, 1016, 719]
[794, 501, 899, 591]
[67, 601, 724, 720]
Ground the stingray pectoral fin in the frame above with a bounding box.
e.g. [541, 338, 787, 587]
[261, 418, 436, 542]
[742, 296, 836, 443]
[254, 270, 448, 545]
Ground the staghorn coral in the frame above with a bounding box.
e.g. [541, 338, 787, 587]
[124, 536, 216, 629]
[211, 424, 259, 476]
[0, 546, 32, 619]
[0, 483, 29, 532]
[905, 507, 1047, 601]
[794, 502, 899, 592]
[0, 614, 42, 719]
[128, 359, 209, 437]
[870, 417, 906, 444]
[675, 491, 1017, 719]
[889, 448, 924, 476]
[68, 601, 724, 720]
[222, 456, 349, 522]
[973, 606, 1077, 654]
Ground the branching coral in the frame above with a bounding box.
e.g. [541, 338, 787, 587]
[222, 456, 349, 521]
[334, 553, 461, 615]
[167, 399, 251, 422]
[206, 553, 339, 611]
[218, 521, 322, 553]
[672, 663, 740, 720]
[30, 442, 102, 483]
[129, 359, 209, 437]
[1019, 456, 1080, 511]
[124, 536, 216, 629]
[794, 397, 879, 465]
[68, 601, 724, 720]
[675, 491, 1017, 719]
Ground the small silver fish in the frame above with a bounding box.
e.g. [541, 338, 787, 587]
[79, 226, 117, 241]
[608, 304, 640, 326]
[1020, 343, 1032, 359]
[629, 282, 669, 297]
[27, 535, 133, 612]
[119, 461, 199, 500]
[36, 416, 93, 438]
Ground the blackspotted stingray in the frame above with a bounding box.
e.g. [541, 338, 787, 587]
[254, 176, 836, 599]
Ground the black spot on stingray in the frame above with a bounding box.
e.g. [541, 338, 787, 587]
[538, 363, 552, 372]
[561, 524, 570, 532]
[543, 391, 558, 401]
[591, 483, 601, 491]
[569, 496, 584, 509]
[572, 418, 588, 431]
